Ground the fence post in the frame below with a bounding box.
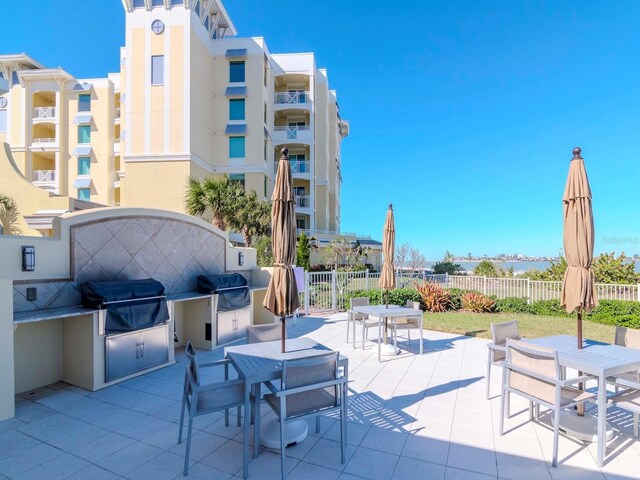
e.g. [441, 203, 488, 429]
[527, 278, 531, 304]
[445, 273, 449, 288]
[365, 269, 370, 291]
[637, 284, 640, 303]
[483, 276, 487, 295]
[304, 271, 310, 315]
[331, 270, 337, 311]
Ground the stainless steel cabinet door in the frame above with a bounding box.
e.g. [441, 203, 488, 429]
[139, 324, 169, 371]
[105, 324, 169, 382]
[217, 311, 236, 345]
[234, 308, 250, 341]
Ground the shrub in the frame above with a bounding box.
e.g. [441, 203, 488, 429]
[462, 292, 496, 313]
[344, 289, 421, 308]
[495, 297, 532, 314]
[447, 288, 466, 310]
[592, 300, 640, 317]
[529, 299, 572, 317]
[416, 282, 452, 312]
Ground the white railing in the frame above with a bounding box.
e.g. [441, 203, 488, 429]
[297, 228, 311, 235]
[32, 137, 56, 144]
[114, 107, 121, 119]
[301, 271, 640, 314]
[33, 107, 56, 119]
[32, 170, 56, 182]
[295, 195, 310, 208]
[275, 160, 310, 174]
[274, 125, 310, 140]
[274, 91, 310, 105]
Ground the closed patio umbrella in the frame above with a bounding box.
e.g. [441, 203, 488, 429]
[379, 203, 396, 306]
[263, 147, 300, 353]
[560, 147, 598, 347]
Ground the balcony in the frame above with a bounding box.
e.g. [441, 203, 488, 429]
[272, 125, 313, 145]
[32, 170, 57, 192]
[33, 107, 56, 120]
[31, 137, 57, 145]
[274, 91, 311, 107]
[114, 141, 120, 155]
[114, 107, 121, 122]
[274, 160, 310, 175]
[295, 195, 310, 209]
[0, 76, 8, 94]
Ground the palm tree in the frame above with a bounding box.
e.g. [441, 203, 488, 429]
[185, 176, 243, 231]
[228, 190, 271, 247]
[0, 194, 22, 235]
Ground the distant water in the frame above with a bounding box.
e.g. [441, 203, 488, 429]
[424, 260, 640, 275]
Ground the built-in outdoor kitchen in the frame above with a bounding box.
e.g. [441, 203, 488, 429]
[0, 208, 272, 418]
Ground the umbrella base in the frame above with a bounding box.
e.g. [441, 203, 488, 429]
[553, 410, 614, 443]
[260, 417, 309, 450]
[380, 342, 399, 357]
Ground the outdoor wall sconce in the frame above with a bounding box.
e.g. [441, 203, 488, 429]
[238, 251, 244, 266]
[22, 246, 35, 272]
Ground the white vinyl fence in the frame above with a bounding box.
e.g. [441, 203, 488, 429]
[301, 271, 640, 314]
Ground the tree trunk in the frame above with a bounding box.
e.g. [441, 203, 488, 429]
[242, 227, 251, 247]
[212, 216, 226, 231]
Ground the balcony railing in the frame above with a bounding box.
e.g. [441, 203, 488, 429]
[295, 195, 310, 208]
[32, 137, 56, 144]
[32, 170, 56, 182]
[296, 228, 311, 235]
[274, 91, 310, 105]
[274, 125, 310, 140]
[33, 107, 56, 119]
[115, 107, 121, 119]
[274, 160, 310, 174]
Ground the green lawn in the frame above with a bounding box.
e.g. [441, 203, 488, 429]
[423, 311, 616, 344]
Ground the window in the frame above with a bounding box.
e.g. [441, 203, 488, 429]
[263, 102, 267, 125]
[78, 188, 91, 201]
[204, 15, 209, 31]
[263, 175, 267, 197]
[78, 125, 91, 144]
[133, 0, 145, 8]
[229, 99, 245, 121]
[78, 94, 91, 112]
[78, 157, 91, 176]
[264, 55, 268, 87]
[296, 218, 306, 229]
[0, 111, 6, 133]
[263, 136, 267, 161]
[151, 0, 164, 5]
[194, 0, 200, 16]
[151, 55, 164, 85]
[229, 61, 245, 83]
[229, 136, 245, 158]
[171, 0, 182, 4]
[11, 71, 19, 85]
[230, 174, 245, 188]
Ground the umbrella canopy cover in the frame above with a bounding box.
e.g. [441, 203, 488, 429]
[263, 148, 300, 317]
[379, 204, 396, 291]
[560, 147, 598, 314]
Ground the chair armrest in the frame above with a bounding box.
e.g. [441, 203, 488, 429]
[194, 377, 244, 393]
[488, 343, 506, 352]
[263, 380, 281, 395]
[200, 359, 231, 368]
[559, 374, 596, 388]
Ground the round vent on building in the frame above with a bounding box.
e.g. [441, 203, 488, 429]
[0, 98, 7, 109]
[151, 19, 165, 35]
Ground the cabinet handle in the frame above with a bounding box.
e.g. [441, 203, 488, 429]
[135, 344, 140, 359]
[141, 343, 145, 358]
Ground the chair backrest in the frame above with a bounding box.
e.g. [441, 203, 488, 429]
[350, 297, 369, 310]
[246, 323, 282, 344]
[491, 320, 520, 361]
[185, 341, 200, 389]
[281, 351, 339, 418]
[406, 300, 420, 310]
[615, 326, 640, 350]
[506, 339, 560, 405]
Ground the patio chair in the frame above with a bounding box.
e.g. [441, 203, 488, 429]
[178, 342, 245, 476]
[486, 320, 520, 399]
[391, 300, 423, 353]
[247, 323, 282, 344]
[607, 326, 640, 391]
[608, 388, 640, 438]
[346, 297, 377, 349]
[499, 339, 595, 467]
[263, 351, 347, 480]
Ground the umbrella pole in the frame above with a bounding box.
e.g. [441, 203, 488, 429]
[281, 316, 286, 353]
[577, 312, 585, 416]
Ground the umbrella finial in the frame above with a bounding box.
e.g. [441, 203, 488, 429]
[572, 147, 582, 159]
[281, 147, 289, 159]
[388, 203, 393, 210]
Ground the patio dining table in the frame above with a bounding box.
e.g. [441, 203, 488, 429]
[524, 334, 640, 467]
[351, 305, 423, 361]
[225, 336, 349, 479]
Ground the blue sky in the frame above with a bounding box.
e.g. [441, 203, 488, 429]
[3, 1, 639, 259]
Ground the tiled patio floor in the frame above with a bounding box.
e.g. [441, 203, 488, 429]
[2, 313, 640, 480]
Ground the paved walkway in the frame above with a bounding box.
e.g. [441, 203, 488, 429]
[2, 313, 640, 479]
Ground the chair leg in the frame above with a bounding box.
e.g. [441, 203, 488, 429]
[184, 408, 195, 476]
[362, 322, 366, 350]
[340, 406, 346, 464]
[486, 348, 492, 400]
[237, 405, 242, 427]
[634, 412, 639, 439]
[279, 419, 286, 480]
[346, 313, 350, 344]
[529, 401, 534, 421]
[499, 367, 507, 436]
[225, 408, 229, 427]
[178, 395, 186, 444]
[316, 415, 321, 434]
[552, 407, 560, 467]
[535, 403, 540, 421]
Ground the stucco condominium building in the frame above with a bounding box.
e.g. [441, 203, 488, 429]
[0, 0, 349, 240]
